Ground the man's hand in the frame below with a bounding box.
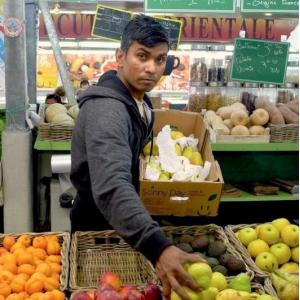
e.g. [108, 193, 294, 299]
[155, 245, 206, 300]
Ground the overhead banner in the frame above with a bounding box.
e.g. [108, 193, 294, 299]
[241, 0, 299, 13]
[145, 0, 236, 13]
[39, 13, 297, 43]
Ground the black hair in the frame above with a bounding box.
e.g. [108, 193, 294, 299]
[45, 93, 62, 104]
[80, 80, 90, 88]
[120, 14, 169, 52]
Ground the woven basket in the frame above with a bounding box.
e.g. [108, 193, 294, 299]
[38, 104, 74, 142]
[269, 123, 299, 143]
[225, 224, 270, 281]
[264, 277, 281, 300]
[161, 225, 254, 281]
[0, 231, 70, 291]
[69, 231, 158, 291]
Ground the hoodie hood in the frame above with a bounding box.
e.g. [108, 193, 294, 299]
[77, 70, 153, 111]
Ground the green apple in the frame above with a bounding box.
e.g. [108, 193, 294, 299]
[175, 144, 182, 156]
[171, 287, 199, 300]
[238, 227, 258, 247]
[189, 151, 204, 166]
[281, 224, 299, 247]
[182, 146, 195, 161]
[256, 294, 275, 300]
[291, 247, 299, 262]
[210, 272, 227, 291]
[188, 262, 213, 289]
[171, 131, 184, 140]
[199, 287, 218, 300]
[255, 252, 278, 272]
[270, 243, 291, 264]
[257, 224, 280, 245]
[271, 218, 290, 233]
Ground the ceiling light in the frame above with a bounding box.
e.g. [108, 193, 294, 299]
[264, 13, 272, 16]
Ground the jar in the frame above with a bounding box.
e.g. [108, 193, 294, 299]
[277, 83, 296, 104]
[188, 82, 207, 112]
[208, 58, 218, 83]
[224, 56, 232, 83]
[190, 57, 207, 83]
[206, 83, 223, 111]
[223, 82, 242, 106]
[260, 84, 277, 104]
[242, 82, 260, 112]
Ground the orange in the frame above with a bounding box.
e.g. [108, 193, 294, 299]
[45, 256, 61, 265]
[50, 290, 64, 300]
[32, 249, 47, 261]
[17, 235, 31, 248]
[6, 293, 24, 300]
[0, 252, 17, 265]
[0, 295, 4, 300]
[0, 269, 14, 283]
[35, 263, 52, 277]
[33, 258, 43, 266]
[16, 252, 34, 266]
[18, 264, 35, 276]
[11, 244, 26, 254]
[51, 274, 60, 282]
[27, 247, 35, 255]
[49, 263, 61, 275]
[3, 235, 16, 251]
[0, 247, 8, 255]
[25, 279, 44, 295]
[10, 277, 27, 293]
[43, 292, 55, 300]
[45, 236, 58, 243]
[18, 292, 30, 299]
[15, 273, 30, 281]
[30, 272, 46, 282]
[29, 292, 44, 300]
[44, 277, 59, 292]
[3, 262, 18, 274]
[0, 282, 11, 297]
[46, 242, 61, 256]
[32, 237, 47, 250]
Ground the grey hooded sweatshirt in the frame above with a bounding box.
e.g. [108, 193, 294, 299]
[70, 70, 171, 265]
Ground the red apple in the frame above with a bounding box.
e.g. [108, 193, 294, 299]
[144, 284, 162, 300]
[95, 284, 115, 300]
[86, 290, 96, 300]
[96, 290, 123, 300]
[127, 289, 146, 300]
[119, 286, 135, 300]
[99, 272, 122, 290]
[73, 291, 93, 300]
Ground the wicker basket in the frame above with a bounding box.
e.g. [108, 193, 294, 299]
[0, 231, 70, 291]
[69, 231, 158, 291]
[38, 104, 74, 142]
[225, 224, 270, 281]
[264, 277, 281, 300]
[269, 123, 299, 143]
[161, 225, 254, 281]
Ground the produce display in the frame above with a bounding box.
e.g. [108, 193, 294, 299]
[44, 103, 79, 126]
[142, 125, 210, 182]
[0, 234, 65, 300]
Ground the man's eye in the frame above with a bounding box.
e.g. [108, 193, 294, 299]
[157, 56, 167, 64]
[138, 53, 147, 60]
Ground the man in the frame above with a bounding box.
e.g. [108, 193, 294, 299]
[70, 15, 204, 300]
[45, 93, 62, 105]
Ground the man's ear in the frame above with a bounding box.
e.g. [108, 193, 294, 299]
[116, 48, 125, 68]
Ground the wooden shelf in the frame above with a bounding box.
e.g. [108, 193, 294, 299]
[221, 190, 297, 202]
[211, 143, 299, 152]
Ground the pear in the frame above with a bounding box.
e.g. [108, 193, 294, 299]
[171, 130, 184, 140]
[159, 171, 170, 181]
[275, 270, 299, 286]
[216, 289, 243, 300]
[175, 143, 182, 156]
[238, 291, 256, 300]
[199, 287, 218, 300]
[143, 141, 159, 156]
[183, 145, 194, 161]
[228, 273, 251, 293]
[270, 273, 299, 300]
[171, 287, 199, 300]
[190, 151, 204, 166]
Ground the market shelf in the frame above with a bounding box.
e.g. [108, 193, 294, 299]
[34, 136, 71, 151]
[211, 143, 299, 152]
[221, 190, 297, 202]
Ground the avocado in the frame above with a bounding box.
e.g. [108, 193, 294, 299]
[218, 253, 235, 265]
[191, 235, 209, 251]
[206, 257, 219, 268]
[207, 241, 226, 257]
[212, 265, 228, 276]
[226, 257, 246, 274]
[177, 243, 193, 253]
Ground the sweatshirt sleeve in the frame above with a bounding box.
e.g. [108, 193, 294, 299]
[83, 99, 171, 265]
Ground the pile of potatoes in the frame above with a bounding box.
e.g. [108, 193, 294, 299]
[204, 102, 270, 136]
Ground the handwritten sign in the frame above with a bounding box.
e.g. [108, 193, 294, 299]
[230, 38, 289, 85]
[91, 5, 182, 49]
[145, 0, 236, 13]
[91, 5, 132, 41]
[241, 0, 299, 13]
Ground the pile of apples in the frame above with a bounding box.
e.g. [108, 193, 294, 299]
[72, 272, 161, 300]
[235, 218, 299, 273]
[171, 262, 275, 300]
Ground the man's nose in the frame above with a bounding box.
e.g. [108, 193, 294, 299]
[145, 59, 156, 73]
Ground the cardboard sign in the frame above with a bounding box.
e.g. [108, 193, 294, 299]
[230, 38, 289, 84]
[91, 5, 182, 49]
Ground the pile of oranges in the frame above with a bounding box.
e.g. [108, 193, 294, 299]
[0, 234, 65, 300]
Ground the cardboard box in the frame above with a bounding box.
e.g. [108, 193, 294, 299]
[139, 110, 224, 216]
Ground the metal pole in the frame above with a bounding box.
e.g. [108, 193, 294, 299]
[38, 0, 76, 105]
[4, 0, 29, 131]
[25, 0, 38, 105]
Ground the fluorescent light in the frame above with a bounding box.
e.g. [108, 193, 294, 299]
[264, 13, 272, 16]
[178, 44, 192, 50]
[225, 45, 234, 51]
[80, 11, 96, 14]
[79, 41, 119, 49]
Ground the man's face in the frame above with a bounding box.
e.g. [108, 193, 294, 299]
[116, 41, 168, 99]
